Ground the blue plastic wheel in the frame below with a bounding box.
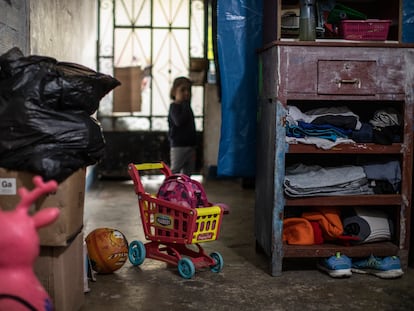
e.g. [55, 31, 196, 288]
[177, 258, 195, 279]
[209, 252, 224, 273]
[128, 240, 146, 266]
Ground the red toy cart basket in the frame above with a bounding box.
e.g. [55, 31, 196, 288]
[127, 162, 225, 279]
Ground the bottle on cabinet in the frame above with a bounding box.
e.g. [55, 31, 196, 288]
[299, 0, 316, 41]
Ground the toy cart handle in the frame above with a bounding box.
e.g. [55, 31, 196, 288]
[128, 162, 172, 194]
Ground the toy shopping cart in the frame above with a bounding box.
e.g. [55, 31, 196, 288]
[127, 162, 225, 279]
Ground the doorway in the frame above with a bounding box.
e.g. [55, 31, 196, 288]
[96, 0, 208, 177]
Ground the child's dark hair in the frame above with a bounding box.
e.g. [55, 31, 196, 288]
[170, 76, 192, 100]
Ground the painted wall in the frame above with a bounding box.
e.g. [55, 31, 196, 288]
[0, 0, 30, 55]
[203, 83, 222, 175]
[29, 0, 97, 68]
[0, 0, 96, 67]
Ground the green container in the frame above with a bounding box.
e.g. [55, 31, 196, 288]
[327, 3, 367, 24]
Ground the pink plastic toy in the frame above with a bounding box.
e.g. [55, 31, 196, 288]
[0, 176, 60, 311]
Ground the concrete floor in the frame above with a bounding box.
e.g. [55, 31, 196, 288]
[82, 176, 414, 311]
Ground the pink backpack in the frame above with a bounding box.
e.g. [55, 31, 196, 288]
[157, 174, 209, 208]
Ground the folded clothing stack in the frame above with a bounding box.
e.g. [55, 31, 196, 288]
[284, 164, 374, 197]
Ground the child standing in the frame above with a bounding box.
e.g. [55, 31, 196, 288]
[168, 76, 196, 176]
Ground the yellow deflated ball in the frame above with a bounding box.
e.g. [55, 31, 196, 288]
[86, 228, 129, 274]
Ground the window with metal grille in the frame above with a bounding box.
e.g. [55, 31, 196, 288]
[97, 0, 206, 132]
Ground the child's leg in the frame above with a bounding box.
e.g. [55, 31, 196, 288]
[182, 147, 196, 176]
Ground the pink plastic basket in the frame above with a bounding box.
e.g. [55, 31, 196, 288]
[340, 19, 391, 41]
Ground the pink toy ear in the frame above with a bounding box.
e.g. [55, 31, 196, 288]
[16, 176, 59, 213]
[33, 207, 60, 229]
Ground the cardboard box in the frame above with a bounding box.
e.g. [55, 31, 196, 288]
[189, 70, 206, 86]
[113, 66, 143, 112]
[0, 167, 86, 246]
[190, 58, 207, 85]
[190, 58, 208, 71]
[35, 232, 85, 311]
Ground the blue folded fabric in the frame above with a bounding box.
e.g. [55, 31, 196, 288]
[286, 121, 351, 142]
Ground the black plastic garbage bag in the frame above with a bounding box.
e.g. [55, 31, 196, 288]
[0, 47, 120, 114]
[0, 47, 120, 182]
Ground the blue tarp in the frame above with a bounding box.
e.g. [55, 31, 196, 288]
[217, 0, 263, 177]
[403, 0, 414, 43]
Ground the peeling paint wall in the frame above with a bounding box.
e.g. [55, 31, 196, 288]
[0, 0, 96, 69]
[0, 0, 30, 55]
[30, 0, 97, 68]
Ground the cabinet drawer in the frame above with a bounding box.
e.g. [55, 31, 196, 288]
[317, 60, 377, 95]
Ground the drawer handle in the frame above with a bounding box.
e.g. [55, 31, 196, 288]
[336, 78, 361, 89]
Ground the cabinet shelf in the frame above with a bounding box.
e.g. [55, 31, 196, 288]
[287, 143, 403, 154]
[257, 0, 412, 277]
[285, 194, 402, 207]
[283, 241, 399, 258]
[264, 0, 403, 44]
[255, 41, 413, 276]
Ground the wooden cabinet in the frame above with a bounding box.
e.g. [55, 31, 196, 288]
[256, 43, 414, 276]
[256, 1, 414, 277]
